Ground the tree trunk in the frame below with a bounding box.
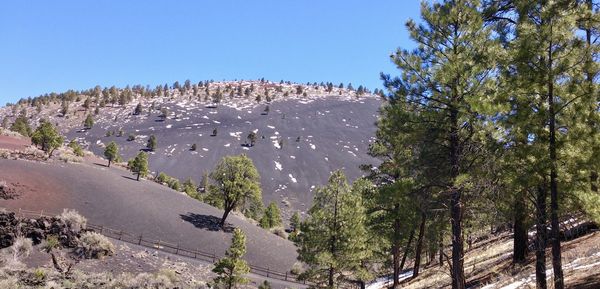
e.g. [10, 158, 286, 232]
[513, 191, 528, 264]
[400, 227, 416, 271]
[329, 265, 334, 289]
[329, 185, 340, 289]
[535, 185, 548, 289]
[585, 0, 598, 194]
[392, 204, 401, 289]
[449, 107, 465, 289]
[136, 172, 140, 181]
[439, 229, 444, 267]
[220, 207, 232, 227]
[108, 159, 112, 167]
[548, 41, 564, 289]
[413, 212, 427, 278]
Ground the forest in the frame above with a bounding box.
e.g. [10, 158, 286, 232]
[292, 1, 599, 289]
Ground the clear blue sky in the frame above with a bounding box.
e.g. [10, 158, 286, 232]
[0, 1, 420, 105]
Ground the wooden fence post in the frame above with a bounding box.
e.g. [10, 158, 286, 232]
[157, 240, 161, 249]
[118, 230, 123, 240]
[212, 251, 216, 262]
[40, 210, 43, 217]
[99, 226, 103, 234]
[267, 267, 269, 277]
[175, 243, 179, 255]
[285, 272, 288, 281]
[138, 234, 142, 245]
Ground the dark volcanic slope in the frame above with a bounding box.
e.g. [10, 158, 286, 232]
[68, 96, 381, 210]
[0, 158, 298, 270]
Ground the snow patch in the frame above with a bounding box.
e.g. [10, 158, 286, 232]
[274, 161, 283, 171]
[288, 174, 297, 183]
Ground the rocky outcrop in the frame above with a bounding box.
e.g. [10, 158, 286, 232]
[0, 211, 88, 249]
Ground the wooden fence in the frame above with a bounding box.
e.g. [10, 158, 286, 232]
[15, 208, 306, 285]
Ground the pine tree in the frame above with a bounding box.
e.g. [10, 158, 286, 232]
[380, 1, 498, 287]
[128, 152, 148, 181]
[10, 115, 32, 137]
[133, 102, 143, 115]
[247, 131, 257, 147]
[104, 141, 119, 167]
[83, 114, 94, 130]
[212, 228, 250, 289]
[295, 170, 369, 288]
[259, 202, 282, 229]
[498, 2, 592, 287]
[206, 154, 262, 227]
[31, 120, 64, 156]
[147, 135, 157, 151]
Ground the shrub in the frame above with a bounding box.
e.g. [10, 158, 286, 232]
[77, 231, 115, 259]
[1, 236, 33, 268]
[258, 280, 272, 289]
[168, 178, 181, 191]
[156, 172, 170, 184]
[42, 235, 60, 253]
[290, 262, 304, 276]
[271, 227, 287, 239]
[58, 209, 87, 233]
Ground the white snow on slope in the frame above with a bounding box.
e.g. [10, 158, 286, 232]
[274, 161, 283, 171]
[289, 174, 297, 183]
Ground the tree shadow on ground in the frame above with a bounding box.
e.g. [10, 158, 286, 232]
[180, 212, 233, 233]
[93, 162, 108, 167]
[121, 175, 138, 181]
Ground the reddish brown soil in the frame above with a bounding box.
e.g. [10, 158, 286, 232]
[0, 160, 68, 212]
[0, 135, 30, 150]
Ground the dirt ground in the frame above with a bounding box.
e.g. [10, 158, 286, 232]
[0, 157, 298, 273]
[0, 135, 30, 150]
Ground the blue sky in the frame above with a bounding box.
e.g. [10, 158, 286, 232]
[0, 1, 420, 105]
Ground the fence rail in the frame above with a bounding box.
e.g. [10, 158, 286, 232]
[14, 208, 306, 285]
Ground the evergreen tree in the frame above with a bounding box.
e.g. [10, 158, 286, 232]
[260, 202, 282, 229]
[104, 141, 119, 167]
[31, 120, 63, 156]
[83, 114, 94, 130]
[247, 131, 257, 147]
[128, 152, 149, 181]
[295, 170, 369, 288]
[379, 1, 498, 287]
[489, 2, 595, 287]
[147, 135, 157, 151]
[61, 100, 69, 117]
[212, 228, 250, 289]
[68, 139, 84, 157]
[206, 154, 262, 227]
[133, 102, 143, 115]
[10, 115, 32, 137]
